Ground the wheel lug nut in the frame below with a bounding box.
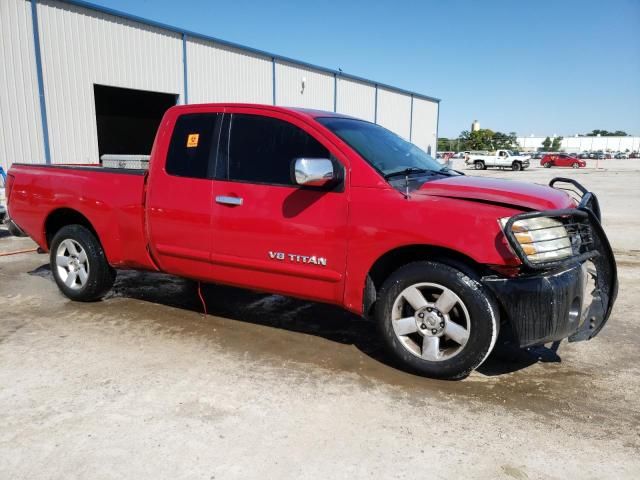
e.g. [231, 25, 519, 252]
[431, 329, 437, 334]
[421, 324, 427, 329]
[440, 322, 445, 328]
[437, 312, 443, 318]
[418, 313, 424, 319]
[426, 308, 432, 312]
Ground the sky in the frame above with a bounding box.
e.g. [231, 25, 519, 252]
[89, 0, 640, 138]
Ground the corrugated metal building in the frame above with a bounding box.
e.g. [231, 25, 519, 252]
[0, 0, 440, 172]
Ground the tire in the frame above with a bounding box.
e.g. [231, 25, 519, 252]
[474, 161, 485, 170]
[50, 225, 116, 301]
[512, 161, 522, 171]
[376, 261, 499, 380]
[544, 162, 552, 168]
[572, 162, 579, 169]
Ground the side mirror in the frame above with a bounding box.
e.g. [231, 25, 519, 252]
[292, 158, 337, 187]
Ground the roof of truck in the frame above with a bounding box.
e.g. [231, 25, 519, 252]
[168, 103, 360, 121]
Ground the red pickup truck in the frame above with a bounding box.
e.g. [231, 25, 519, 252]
[4, 103, 617, 379]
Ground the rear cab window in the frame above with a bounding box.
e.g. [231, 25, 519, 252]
[166, 113, 221, 179]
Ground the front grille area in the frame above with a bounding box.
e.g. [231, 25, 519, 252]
[564, 218, 594, 255]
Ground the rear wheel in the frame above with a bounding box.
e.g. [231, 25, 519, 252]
[512, 161, 522, 171]
[376, 261, 499, 379]
[50, 225, 115, 301]
[544, 162, 552, 168]
[572, 162, 580, 168]
[474, 161, 485, 170]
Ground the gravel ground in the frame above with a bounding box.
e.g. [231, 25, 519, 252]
[1, 160, 639, 479]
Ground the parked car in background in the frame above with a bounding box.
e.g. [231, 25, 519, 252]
[578, 153, 590, 159]
[465, 149, 531, 171]
[614, 152, 628, 159]
[530, 152, 545, 160]
[541, 153, 586, 169]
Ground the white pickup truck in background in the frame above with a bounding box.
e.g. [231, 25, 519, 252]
[465, 149, 531, 171]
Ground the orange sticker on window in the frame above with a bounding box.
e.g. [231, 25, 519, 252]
[186, 133, 199, 148]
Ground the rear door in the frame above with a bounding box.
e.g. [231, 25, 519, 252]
[209, 109, 350, 304]
[145, 111, 222, 280]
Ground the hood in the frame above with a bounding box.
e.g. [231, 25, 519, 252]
[414, 175, 574, 211]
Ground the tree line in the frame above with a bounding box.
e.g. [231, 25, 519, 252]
[438, 129, 519, 152]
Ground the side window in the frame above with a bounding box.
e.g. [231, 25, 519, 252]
[166, 113, 219, 179]
[223, 114, 330, 185]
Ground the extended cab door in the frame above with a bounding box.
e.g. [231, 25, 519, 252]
[209, 110, 349, 305]
[145, 111, 222, 280]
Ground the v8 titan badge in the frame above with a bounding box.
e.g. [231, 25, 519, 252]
[269, 251, 327, 266]
[186, 133, 199, 148]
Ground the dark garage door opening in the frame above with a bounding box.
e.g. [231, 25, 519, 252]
[94, 84, 177, 159]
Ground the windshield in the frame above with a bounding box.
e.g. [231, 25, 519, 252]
[317, 117, 444, 176]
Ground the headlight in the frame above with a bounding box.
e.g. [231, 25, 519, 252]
[501, 216, 573, 263]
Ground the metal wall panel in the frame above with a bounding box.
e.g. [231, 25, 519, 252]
[36, 0, 184, 164]
[0, 0, 45, 170]
[336, 78, 376, 122]
[376, 88, 412, 139]
[275, 61, 334, 110]
[411, 97, 438, 155]
[187, 38, 273, 104]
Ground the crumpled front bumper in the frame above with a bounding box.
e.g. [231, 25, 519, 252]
[480, 178, 618, 347]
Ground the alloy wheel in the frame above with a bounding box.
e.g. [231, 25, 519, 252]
[56, 239, 90, 290]
[390, 282, 471, 361]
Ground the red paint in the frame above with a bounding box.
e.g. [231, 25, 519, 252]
[7, 103, 577, 315]
[541, 154, 586, 168]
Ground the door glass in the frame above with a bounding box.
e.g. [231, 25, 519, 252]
[166, 113, 220, 179]
[221, 114, 330, 186]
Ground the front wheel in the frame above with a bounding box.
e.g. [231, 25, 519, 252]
[512, 161, 522, 171]
[572, 162, 580, 168]
[544, 162, 552, 168]
[50, 225, 116, 301]
[474, 161, 485, 170]
[376, 261, 499, 379]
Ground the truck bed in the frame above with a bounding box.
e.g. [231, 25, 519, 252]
[7, 164, 155, 270]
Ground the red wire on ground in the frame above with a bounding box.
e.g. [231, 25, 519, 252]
[197, 281, 208, 316]
[0, 248, 38, 257]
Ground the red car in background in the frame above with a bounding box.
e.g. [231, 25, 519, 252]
[541, 153, 586, 169]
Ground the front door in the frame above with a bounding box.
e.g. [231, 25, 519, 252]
[209, 110, 350, 305]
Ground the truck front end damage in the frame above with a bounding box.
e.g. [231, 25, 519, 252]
[482, 178, 618, 347]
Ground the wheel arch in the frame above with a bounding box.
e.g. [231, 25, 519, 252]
[363, 244, 488, 317]
[44, 208, 100, 249]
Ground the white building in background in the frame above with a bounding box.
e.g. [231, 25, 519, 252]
[0, 0, 440, 172]
[517, 135, 640, 153]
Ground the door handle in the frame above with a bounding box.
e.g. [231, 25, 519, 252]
[216, 195, 243, 206]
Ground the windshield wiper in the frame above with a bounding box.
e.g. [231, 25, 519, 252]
[383, 167, 429, 180]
